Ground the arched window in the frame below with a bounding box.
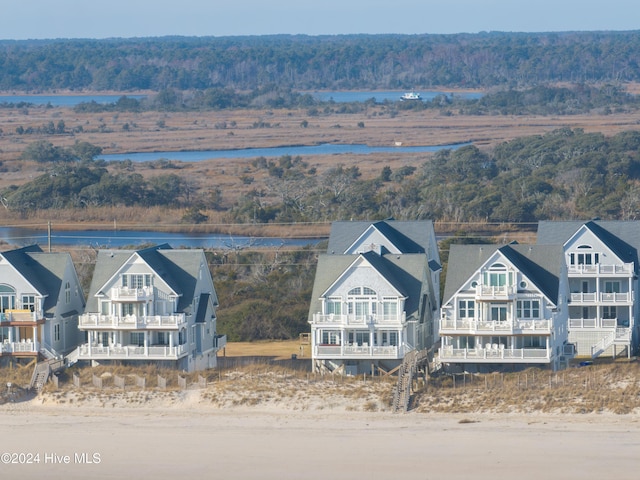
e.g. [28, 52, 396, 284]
[0, 284, 16, 312]
[347, 286, 377, 319]
[484, 263, 509, 287]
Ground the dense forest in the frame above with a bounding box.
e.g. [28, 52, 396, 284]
[1, 31, 640, 92]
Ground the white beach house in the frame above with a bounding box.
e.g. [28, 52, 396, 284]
[439, 243, 572, 372]
[537, 220, 639, 359]
[74, 244, 225, 372]
[0, 245, 84, 365]
[308, 220, 440, 375]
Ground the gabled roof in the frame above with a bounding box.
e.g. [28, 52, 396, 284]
[327, 220, 433, 256]
[443, 244, 563, 305]
[538, 220, 640, 271]
[86, 244, 212, 313]
[0, 245, 76, 313]
[308, 252, 429, 322]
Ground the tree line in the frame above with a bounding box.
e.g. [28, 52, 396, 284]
[2, 32, 640, 92]
[6, 127, 640, 223]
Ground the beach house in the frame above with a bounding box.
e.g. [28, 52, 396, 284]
[537, 221, 639, 359]
[308, 220, 440, 375]
[0, 245, 84, 365]
[75, 244, 225, 372]
[439, 243, 572, 372]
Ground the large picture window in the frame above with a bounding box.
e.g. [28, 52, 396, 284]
[517, 300, 540, 319]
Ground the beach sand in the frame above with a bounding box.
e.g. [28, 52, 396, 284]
[1, 395, 639, 480]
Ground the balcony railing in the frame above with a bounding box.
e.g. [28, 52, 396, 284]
[569, 318, 617, 329]
[475, 284, 517, 299]
[79, 313, 186, 329]
[0, 310, 39, 323]
[77, 343, 188, 360]
[439, 318, 551, 334]
[311, 312, 405, 326]
[314, 343, 404, 359]
[0, 339, 39, 354]
[111, 286, 154, 302]
[570, 292, 633, 304]
[438, 345, 550, 363]
[568, 263, 634, 276]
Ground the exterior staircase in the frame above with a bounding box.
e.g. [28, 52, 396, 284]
[29, 361, 52, 392]
[591, 328, 632, 359]
[392, 348, 431, 413]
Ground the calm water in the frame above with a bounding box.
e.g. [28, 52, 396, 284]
[0, 227, 324, 249]
[0, 94, 147, 107]
[98, 142, 470, 162]
[309, 90, 483, 103]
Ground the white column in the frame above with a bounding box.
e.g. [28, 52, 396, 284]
[144, 331, 149, 356]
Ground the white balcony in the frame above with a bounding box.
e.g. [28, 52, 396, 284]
[314, 343, 406, 359]
[0, 310, 39, 323]
[311, 312, 405, 326]
[79, 313, 186, 330]
[438, 345, 551, 363]
[475, 284, 517, 300]
[111, 286, 154, 302]
[439, 317, 551, 334]
[570, 292, 633, 304]
[77, 343, 188, 361]
[569, 318, 618, 329]
[568, 263, 634, 276]
[0, 339, 39, 355]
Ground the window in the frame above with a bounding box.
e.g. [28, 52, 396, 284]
[325, 298, 342, 315]
[122, 303, 135, 316]
[458, 300, 475, 318]
[54, 324, 60, 342]
[65, 282, 71, 304]
[484, 263, 510, 287]
[389, 332, 398, 346]
[603, 306, 617, 319]
[459, 336, 476, 349]
[571, 246, 599, 266]
[130, 332, 144, 347]
[604, 281, 620, 293]
[321, 331, 340, 345]
[522, 336, 545, 348]
[347, 287, 377, 319]
[0, 285, 16, 312]
[22, 295, 36, 312]
[382, 298, 398, 318]
[517, 300, 540, 319]
[490, 305, 507, 322]
[122, 274, 152, 288]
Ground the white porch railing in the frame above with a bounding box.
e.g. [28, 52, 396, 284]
[438, 345, 550, 363]
[311, 312, 405, 326]
[568, 263, 633, 276]
[79, 313, 186, 329]
[77, 343, 188, 360]
[439, 318, 551, 334]
[0, 339, 39, 354]
[571, 292, 633, 303]
[111, 286, 154, 302]
[569, 318, 617, 329]
[314, 343, 403, 359]
[475, 284, 517, 299]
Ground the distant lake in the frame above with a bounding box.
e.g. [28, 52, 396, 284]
[308, 90, 483, 103]
[0, 226, 324, 249]
[0, 94, 147, 107]
[98, 142, 470, 162]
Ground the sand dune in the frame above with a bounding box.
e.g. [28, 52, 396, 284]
[1, 386, 639, 480]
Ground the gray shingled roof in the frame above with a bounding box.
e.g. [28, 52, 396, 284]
[86, 244, 210, 313]
[326, 220, 434, 255]
[537, 220, 639, 269]
[307, 252, 429, 322]
[443, 244, 564, 305]
[1, 245, 78, 313]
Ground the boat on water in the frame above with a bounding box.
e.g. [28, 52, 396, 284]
[400, 92, 421, 101]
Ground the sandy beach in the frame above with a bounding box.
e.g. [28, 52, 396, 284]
[1, 393, 639, 480]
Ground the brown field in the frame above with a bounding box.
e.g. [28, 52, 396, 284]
[1, 86, 640, 231]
